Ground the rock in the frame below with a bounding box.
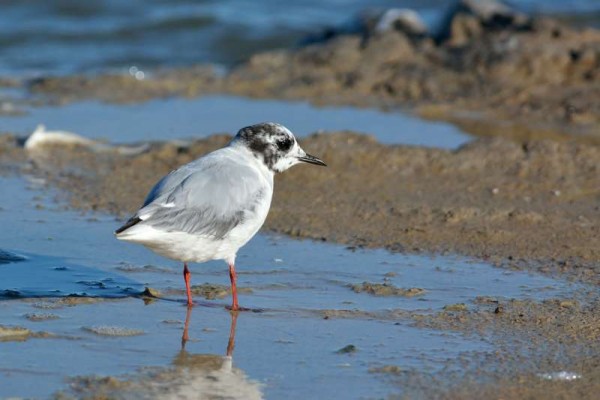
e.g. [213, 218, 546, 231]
[302, 8, 428, 46]
[141, 287, 161, 298]
[336, 344, 357, 354]
[437, 0, 531, 43]
[0, 249, 26, 264]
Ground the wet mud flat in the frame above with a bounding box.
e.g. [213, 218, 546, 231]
[0, 175, 599, 400]
[1, 130, 598, 284]
[1, 128, 599, 398]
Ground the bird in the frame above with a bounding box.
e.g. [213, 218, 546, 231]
[115, 122, 326, 310]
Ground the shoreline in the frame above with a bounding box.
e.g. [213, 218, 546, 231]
[0, 9, 593, 145]
[1, 130, 598, 285]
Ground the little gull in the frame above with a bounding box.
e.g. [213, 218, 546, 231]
[115, 122, 326, 310]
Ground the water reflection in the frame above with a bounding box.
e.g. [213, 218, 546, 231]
[172, 308, 261, 399]
[180, 306, 238, 356]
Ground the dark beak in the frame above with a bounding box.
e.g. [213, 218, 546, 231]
[298, 153, 327, 167]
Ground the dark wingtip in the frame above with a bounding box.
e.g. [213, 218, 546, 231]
[115, 216, 142, 235]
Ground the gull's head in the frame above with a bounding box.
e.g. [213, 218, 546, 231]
[233, 122, 326, 173]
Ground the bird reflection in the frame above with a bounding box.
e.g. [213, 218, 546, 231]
[180, 307, 238, 356]
[170, 308, 261, 399]
[60, 308, 261, 399]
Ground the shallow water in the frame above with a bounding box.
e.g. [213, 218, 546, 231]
[0, 94, 472, 148]
[1, 0, 598, 77]
[0, 173, 581, 398]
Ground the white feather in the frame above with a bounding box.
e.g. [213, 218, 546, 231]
[116, 142, 273, 265]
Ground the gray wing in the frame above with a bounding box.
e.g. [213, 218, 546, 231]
[135, 152, 268, 239]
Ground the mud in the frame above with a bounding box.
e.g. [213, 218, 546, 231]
[0, 325, 32, 342]
[24, 312, 60, 321]
[349, 282, 426, 297]
[0, 325, 55, 342]
[416, 300, 600, 400]
[167, 283, 252, 300]
[327, 294, 600, 400]
[27, 66, 221, 105]
[1, 131, 598, 286]
[18, 12, 600, 142]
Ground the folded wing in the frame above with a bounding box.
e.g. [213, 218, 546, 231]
[116, 150, 268, 239]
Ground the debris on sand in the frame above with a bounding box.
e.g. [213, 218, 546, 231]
[24, 124, 149, 156]
[25, 124, 98, 150]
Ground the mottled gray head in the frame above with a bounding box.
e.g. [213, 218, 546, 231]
[234, 122, 326, 173]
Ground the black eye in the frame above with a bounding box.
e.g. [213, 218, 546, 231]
[277, 137, 293, 151]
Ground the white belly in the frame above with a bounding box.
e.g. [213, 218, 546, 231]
[117, 197, 271, 265]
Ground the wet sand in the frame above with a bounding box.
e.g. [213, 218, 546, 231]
[1, 132, 597, 284]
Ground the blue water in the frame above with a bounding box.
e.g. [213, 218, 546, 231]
[0, 94, 472, 148]
[0, 0, 597, 77]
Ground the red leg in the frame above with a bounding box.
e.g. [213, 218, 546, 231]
[181, 305, 192, 349]
[226, 311, 238, 357]
[228, 263, 239, 311]
[183, 262, 193, 307]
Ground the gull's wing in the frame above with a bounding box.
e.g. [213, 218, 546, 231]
[117, 149, 269, 239]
